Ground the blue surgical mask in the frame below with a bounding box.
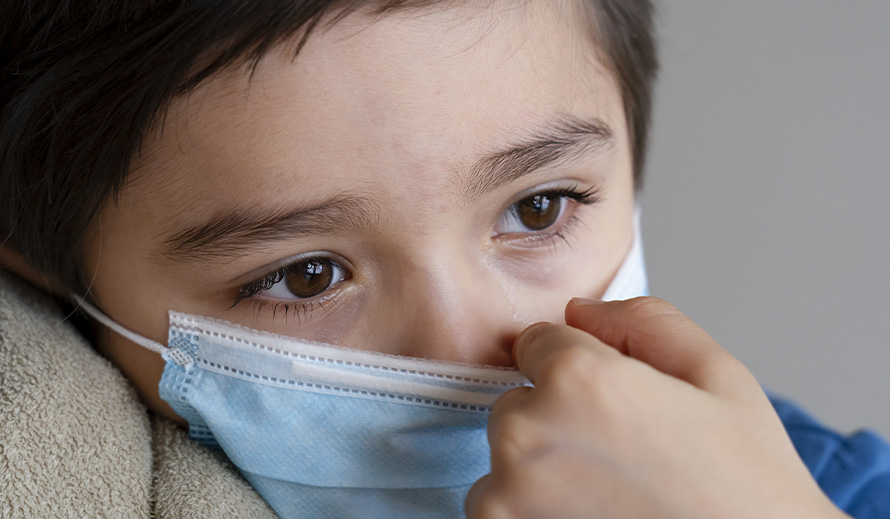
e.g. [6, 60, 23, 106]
[74, 212, 648, 519]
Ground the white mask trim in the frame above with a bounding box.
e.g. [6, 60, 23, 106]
[601, 207, 647, 301]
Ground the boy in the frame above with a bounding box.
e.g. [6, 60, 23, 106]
[1, 1, 888, 517]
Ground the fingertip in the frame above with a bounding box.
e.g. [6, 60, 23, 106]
[517, 321, 553, 340]
[464, 474, 492, 518]
[512, 321, 552, 365]
[565, 297, 608, 327]
[570, 297, 605, 306]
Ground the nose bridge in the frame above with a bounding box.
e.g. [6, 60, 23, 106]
[394, 249, 518, 367]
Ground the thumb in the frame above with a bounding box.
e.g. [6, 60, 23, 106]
[564, 297, 756, 395]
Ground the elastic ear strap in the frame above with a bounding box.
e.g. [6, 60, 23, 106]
[601, 207, 648, 302]
[69, 292, 168, 355]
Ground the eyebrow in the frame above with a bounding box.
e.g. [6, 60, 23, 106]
[460, 115, 613, 200]
[156, 195, 379, 264]
[157, 114, 613, 264]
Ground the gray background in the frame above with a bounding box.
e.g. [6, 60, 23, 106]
[642, 1, 890, 438]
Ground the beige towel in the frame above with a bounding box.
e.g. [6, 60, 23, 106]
[0, 270, 276, 518]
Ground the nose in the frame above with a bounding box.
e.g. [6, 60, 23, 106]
[384, 256, 522, 367]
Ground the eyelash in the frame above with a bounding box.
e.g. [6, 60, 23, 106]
[238, 299, 330, 325]
[230, 265, 341, 324]
[230, 184, 601, 321]
[535, 184, 601, 206]
[502, 184, 601, 247]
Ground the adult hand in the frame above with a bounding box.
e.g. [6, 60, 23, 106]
[466, 297, 847, 519]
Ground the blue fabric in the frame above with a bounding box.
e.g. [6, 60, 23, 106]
[772, 396, 890, 518]
[158, 313, 530, 519]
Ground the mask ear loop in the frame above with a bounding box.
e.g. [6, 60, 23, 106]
[69, 292, 168, 355]
[601, 206, 648, 302]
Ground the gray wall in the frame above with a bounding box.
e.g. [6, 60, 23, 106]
[642, 1, 890, 438]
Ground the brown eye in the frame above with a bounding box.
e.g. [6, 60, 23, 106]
[284, 258, 337, 298]
[515, 194, 563, 231]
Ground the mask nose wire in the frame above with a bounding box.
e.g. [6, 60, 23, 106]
[68, 292, 169, 355]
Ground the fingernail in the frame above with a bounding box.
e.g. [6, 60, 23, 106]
[571, 297, 605, 306]
[524, 321, 551, 333]
[515, 321, 550, 345]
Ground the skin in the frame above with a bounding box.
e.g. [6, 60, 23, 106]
[83, 0, 636, 423]
[0, 1, 847, 517]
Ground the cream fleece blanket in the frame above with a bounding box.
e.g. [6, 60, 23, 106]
[0, 271, 276, 518]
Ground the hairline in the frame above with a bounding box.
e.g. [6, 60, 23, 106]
[0, 0, 656, 297]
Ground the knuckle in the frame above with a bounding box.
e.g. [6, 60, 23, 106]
[541, 343, 609, 389]
[488, 387, 529, 429]
[490, 412, 537, 464]
[488, 469, 543, 517]
[624, 296, 693, 346]
[492, 385, 531, 411]
[625, 296, 682, 322]
[469, 492, 517, 519]
[538, 345, 631, 419]
[713, 352, 758, 386]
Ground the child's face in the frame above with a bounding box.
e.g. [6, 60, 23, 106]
[83, 1, 635, 418]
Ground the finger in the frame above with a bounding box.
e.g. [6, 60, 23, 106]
[564, 297, 755, 394]
[485, 386, 537, 468]
[465, 474, 499, 519]
[512, 321, 622, 386]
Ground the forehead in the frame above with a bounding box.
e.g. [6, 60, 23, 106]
[125, 0, 624, 223]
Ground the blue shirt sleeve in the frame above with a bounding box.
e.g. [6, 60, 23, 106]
[771, 396, 890, 518]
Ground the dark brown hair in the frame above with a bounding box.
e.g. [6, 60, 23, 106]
[0, 0, 657, 294]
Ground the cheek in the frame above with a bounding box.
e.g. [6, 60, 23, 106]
[508, 223, 624, 281]
[499, 222, 634, 325]
[492, 256, 610, 329]
[508, 264, 605, 326]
